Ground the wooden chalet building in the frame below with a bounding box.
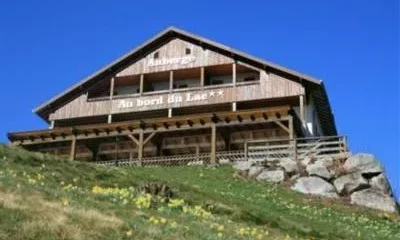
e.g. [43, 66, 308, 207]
[7, 27, 339, 165]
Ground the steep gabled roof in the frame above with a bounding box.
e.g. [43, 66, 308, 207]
[34, 26, 337, 135]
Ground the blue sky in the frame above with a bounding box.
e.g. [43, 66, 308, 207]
[0, 1, 398, 199]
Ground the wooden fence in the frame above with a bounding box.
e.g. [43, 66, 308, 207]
[94, 136, 349, 167]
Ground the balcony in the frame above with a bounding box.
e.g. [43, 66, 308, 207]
[87, 63, 260, 101]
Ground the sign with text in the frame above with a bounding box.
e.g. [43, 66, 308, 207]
[147, 56, 196, 67]
[117, 89, 224, 109]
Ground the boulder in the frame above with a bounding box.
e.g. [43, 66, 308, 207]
[219, 158, 230, 165]
[256, 170, 285, 183]
[314, 156, 334, 168]
[187, 161, 204, 166]
[344, 154, 383, 176]
[290, 174, 301, 181]
[333, 173, 369, 194]
[306, 164, 332, 180]
[233, 161, 253, 171]
[279, 158, 299, 174]
[370, 174, 390, 194]
[248, 166, 264, 178]
[301, 156, 313, 166]
[291, 177, 338, 198]
[350, 189, 397, 213]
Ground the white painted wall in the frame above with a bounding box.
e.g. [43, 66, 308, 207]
[292, 96, 323, 137]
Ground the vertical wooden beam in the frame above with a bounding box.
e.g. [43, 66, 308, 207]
[292, 138, 298, 162]
[69, 136, 76, 161]
[288, 116, 294, 139]
[299, 95, 305, 126]
[195, 145, 200, 161]
[139, 74, 144, 95]
[200, 67, 205, 88]
[232, 62, 236, 85]
[244, 141, 248, 161]
[169, 71, 174, 92]
[138, 130, 144, 166]
[108, 77, 115, 124]
[210, 123, 217, 164]
[110, 77, 115, 100]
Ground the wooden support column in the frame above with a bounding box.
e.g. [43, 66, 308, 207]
[110, 77, 115, 99]
[108, 77, 115, 124]
[200, 67, 205, 88]
[232, 62, 236, 85]
[210, 123, 217, 164]
[292, 138, 298, 162]
[128, 131, 154, 166]
[244, 141, 248, 161]
[299, 95, 305, 126]
[195, 145, 200, 161]
[138, 130, 144, 166]
[288, 116, 294, 139]
[169, 71, 174, 92]
[139, 74, 144, 95]
[69, 136, 76, 161]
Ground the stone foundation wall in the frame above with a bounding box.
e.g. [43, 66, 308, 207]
[233, 153, 398, 213]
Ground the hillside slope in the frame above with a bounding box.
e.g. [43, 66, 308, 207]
[0, 145, 399, 240]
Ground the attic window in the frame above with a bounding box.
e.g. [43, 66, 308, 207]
[153, 52, 159, 59]
[185, 48, 191, 55]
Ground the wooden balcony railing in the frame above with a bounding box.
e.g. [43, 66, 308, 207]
[94, 136, 349, 167]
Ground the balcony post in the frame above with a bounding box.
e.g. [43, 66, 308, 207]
[200, 67, 205, 88]
[108, 77, 115, 124]
[140, 74, 144, 95]
[169, 71, 174, 93]
[138, 130, 144, 166]
[299, 95, 305, 126]
[232, 62, 236, 86]
[210, 122, 217, 164]
[69, 135, 76, 161]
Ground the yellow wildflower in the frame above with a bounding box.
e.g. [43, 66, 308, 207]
[126, 230, 133, 236]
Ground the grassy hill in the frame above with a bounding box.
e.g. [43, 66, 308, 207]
[0, 144, 399, 240]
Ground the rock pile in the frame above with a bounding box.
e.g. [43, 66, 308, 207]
[233, 153, 398, 213]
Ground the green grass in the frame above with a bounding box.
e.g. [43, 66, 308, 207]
[0, 144, 399, 240]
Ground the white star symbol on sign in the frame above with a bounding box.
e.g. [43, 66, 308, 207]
[217, 90, 224, 97]
[209, 91, 215, 97]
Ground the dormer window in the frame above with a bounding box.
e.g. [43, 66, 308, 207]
[185, 48, 191, 55]
[153, 51, 159, 59]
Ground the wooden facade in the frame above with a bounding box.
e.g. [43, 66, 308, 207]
[8, 27, 337, 163]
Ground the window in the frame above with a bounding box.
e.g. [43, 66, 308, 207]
[153, 51, 159, 59]
[185, 48, 191, 55]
